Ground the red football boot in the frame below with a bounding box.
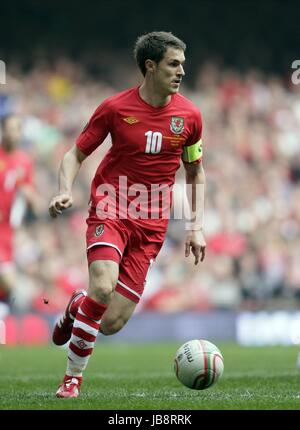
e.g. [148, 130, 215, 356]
[56, 375, 82, 398]
[52, 289, 87, 346]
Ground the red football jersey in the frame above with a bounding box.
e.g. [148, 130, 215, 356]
[0, 146, 33, 228]
[76, 87, 202, 231]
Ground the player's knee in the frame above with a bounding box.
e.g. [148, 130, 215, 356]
[101, 316, 126, 335]
[90, 284, 114, 303]
[89, 260, 118, 301]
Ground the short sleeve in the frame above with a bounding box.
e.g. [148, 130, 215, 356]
[76, 100, 112, 156]
[182, 109, 203, 165]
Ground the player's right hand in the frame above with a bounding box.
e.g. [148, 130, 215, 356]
[49, 193, 73, 218]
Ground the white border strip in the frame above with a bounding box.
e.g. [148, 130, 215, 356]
[117, 280, 141, 299]
[87, 242, 122, 257]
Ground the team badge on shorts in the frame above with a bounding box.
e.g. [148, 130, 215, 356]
[170, 116, 184, 134]
[95, 224, 104, 237]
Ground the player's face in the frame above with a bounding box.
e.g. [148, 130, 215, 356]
[2, 116, 22, 149]
[155, 47, 185, 95]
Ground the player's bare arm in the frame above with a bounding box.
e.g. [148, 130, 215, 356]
[184, 162, 206, 265]
[49, 145, 87, 218]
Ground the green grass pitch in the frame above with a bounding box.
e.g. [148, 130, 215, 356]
[0, 342, 300, 410]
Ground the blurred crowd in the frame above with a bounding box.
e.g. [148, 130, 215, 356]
[1, 58, 300, 315]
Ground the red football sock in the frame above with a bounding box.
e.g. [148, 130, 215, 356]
[66, 296, 107, 377]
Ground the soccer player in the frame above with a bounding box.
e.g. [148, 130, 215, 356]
[0, 114, 36, 313]
[49, 31, 206, 398]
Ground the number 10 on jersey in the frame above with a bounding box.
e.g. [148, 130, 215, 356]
[145, 131, 162, 154]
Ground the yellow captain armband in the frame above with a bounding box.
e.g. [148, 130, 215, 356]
[182, 139, 203, 163]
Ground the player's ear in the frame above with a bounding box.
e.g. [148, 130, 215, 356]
[145, 59, 156, 74]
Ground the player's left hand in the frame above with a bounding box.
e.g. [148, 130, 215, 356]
[185, 230, 206, 265]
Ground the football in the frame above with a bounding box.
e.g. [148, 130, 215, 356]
[174, 339, 224, 390]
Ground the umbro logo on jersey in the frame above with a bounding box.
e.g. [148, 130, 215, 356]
[123, 116, 139, 124]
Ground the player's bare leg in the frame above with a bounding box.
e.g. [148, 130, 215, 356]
[88, 260, 119, 305]
[100, 292, 137, 335]
[56, 259, 118, 398]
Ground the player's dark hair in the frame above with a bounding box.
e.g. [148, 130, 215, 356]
[134, 31, 186, 76]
